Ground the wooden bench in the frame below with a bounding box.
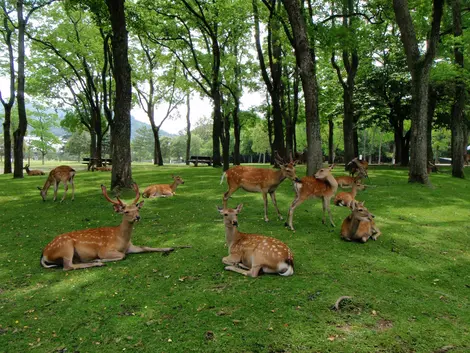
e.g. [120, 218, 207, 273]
[82, 158, 113, 171]
[188, 156, 212, 166]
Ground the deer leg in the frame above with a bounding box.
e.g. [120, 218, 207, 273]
[286, 197, 304, 231]
[371, 222, 382, 241]
[322, 197, 335, 227]
[70, 179, 75, 201]
[222, 254, 242, 266]
[97, 250, 126, 262]
[269, 191, 283, 220]
[63, 258, 105, 271]
[60, 181, 69, 203]
[53, 182, 59, 202]
[224, 265, 262, 277]
[262, 192, 269, 222]
[223, 186, 238, 208]
[126, 244, 174, 254]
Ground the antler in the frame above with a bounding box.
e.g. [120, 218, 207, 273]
[131, 183, 140, 204]
[101, 184, 123, 206]
[274, 151, 285, 166]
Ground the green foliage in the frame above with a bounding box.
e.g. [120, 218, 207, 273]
[27, 105, 61, 163]
[0, 164, 469, 352]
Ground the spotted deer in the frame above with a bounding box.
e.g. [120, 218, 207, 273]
[340, 201, 381, 243]
[221, 156, 301, 222]
[334, 181, 365, 208]
[37, 165, 76, 202]
[218, 204, 294, 277]
[40, 184, 175, 271]
[335, 170, 367, 189]
[141, 175, 185, 198]
[24, 164, 45, 176]
[285, 164, 338, 230]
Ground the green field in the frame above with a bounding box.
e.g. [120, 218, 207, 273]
[0, 162, 469, 352]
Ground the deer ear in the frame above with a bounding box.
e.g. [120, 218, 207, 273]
[136, 201, 144, 209]
[236, 204, 243, 213]
[329, 164, 335, 170]
[113, 204, 125, 213]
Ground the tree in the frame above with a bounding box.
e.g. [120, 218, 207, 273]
[28, 106, 60, 164]
[392, 0, 444, 184]
[131, 125, 154, 162]
[64, 132, 90, 161]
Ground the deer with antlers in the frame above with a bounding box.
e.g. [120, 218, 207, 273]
[285, 164, 338, 230]
[40, 184, 176, 271]
[334, 181, 366, 208]
[221, 155, 301, 222]
[218, 204, 294, 277]
[37, 165, 76, 202]
[23, 164, 45, 176]
[141, 175, 185, 198]
[340, 201, 381, 243]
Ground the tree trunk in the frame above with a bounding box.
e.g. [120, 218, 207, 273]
[212, 89, 223, 167]
[13, 1, 28, 179]
[450, 0, 465, 178]
[185, 92, 191, 166]
[427, 87, 437, 162]
[328, 116, 334, 164]
[343, 89, 355, 164]
[106, 0, 133, 189]
[283, 0, 322, 175]
[2, 107, 12, 174]
[233, 103, 241, 165]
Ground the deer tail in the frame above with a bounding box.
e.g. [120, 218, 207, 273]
[40, 254, 58, 268]
[220, 172, 226, 185]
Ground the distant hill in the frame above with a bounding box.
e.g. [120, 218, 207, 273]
[130, 115, 175, 139]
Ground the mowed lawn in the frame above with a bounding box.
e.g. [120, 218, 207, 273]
[0, 162, 469, 353]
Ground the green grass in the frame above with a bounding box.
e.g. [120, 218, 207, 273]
[0, 162, 469, 352]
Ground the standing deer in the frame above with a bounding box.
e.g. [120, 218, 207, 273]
[217, 204, 294, 277]
[285, 164, 338, 230]
[37, 165, 76, 202]
[220, 156, 301, 222]
[23, 164, 45, 176]
[40, 184, 175, 271]
[346, 158, 369, 178]
[334, 181, 365, 208]
[141, 175, 185, 198]
[340, 201, 381, 243]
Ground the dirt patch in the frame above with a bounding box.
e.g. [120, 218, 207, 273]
[376, 319, 393, 331]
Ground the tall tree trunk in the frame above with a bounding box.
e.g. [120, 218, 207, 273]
[233, 102, 241, 165]
[427, 87, 437, 162]
[185, 92, 191, 166]
[393, 0, 444, 184]
[13, 0, 28, 179]
[292, 65, 299, 153]
[2, 107, 13, 174]
[283, 0, 322, 175]
[106, 0, 133, 189]
[328, 116, 334, 164]
[450, 0, 465, 178]
[212, 89, 223, 167]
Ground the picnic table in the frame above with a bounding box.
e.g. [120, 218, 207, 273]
[82, 158, 112, 171]
[188, 156, 212, 166]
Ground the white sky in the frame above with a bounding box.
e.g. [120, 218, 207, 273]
[0, 77, 264, 135]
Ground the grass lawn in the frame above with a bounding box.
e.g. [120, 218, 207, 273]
[0, 162, 469, 352]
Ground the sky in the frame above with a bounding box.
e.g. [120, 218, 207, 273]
[0, 77, 264, 135]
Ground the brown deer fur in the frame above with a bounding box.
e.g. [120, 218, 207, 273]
[24, 164, 45, 176]
[40, 184, 174, 271]
[142, 175, 185, 198]
[340, 201, 381, 243]
[286, 164, 338, 230]
[347, 158, 369, 178]
[37, 165, 76, 202]
[335, 173, 365, 189]
[221, 159, 300, 222]
[218, 204, 294, 277]
[334, 181, 365, 208]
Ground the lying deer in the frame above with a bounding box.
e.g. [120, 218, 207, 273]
[334, 181, 365, 208]
[92, 165, 112, 172]
[218, 204, 294, 277]
[335, 170, 367, 189]
[24, 164, 45, 176]
[37, 165, 76, 202]
[40, 184, 175, 271]
[141, 175, 185, 198]
[285, 164, 338, 230]
[221, 156, 301, 222]
[340, 201, 381, 243]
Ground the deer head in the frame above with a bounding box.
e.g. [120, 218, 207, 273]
[350, 201, 374, 222]
[218, 203, 243, 228]
[171, 174, 185, 185]
[101, 184, 144, 223]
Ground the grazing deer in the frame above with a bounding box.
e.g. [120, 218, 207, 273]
[23, 164, 45, 176]
[40, 184, 175, 271]
[340, 201, 381, 243]
[335, 171, 367, 189]
[141, 175, 185, 198]
[217, 204, 294, 277]
[334, 181, 365, 208]
[346, 158, 369, 178]
[37, 165, 76, 202]
[285, 164, 338, 230]
[220, 156, 301, 222]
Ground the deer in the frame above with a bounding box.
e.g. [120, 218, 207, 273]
[334, 180, 365, 208]
[335, 170, 367, 189]
[37, 165, 76, 202]
[92, 166, 112, 172]
[23, 164, 45, 176]
[346, 157, 369, 178]
[40, 184, 176, 271]
[220, 155, 301, 222]
[285, 164, 338, 231]
[217, 204, 294, 277]
[340, 201, 381, 243]
[141, 175, 185, 198]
